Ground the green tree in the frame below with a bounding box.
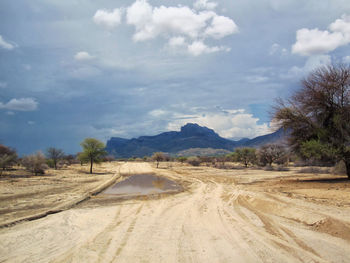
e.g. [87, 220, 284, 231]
[46, 147, 64, 170]
[80, 138, 107, 174]
[235, 147, 256, 167]
[274, 64, 350, 178]
[0, 144, 17, 176]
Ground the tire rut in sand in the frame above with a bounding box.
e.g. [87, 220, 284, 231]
[111, 203, 144, 261]
[228, 193, 327, 262]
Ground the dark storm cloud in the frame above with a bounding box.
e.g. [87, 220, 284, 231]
[0, 0, 350, 154]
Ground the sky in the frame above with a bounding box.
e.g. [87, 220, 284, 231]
[1, 0, 350, 155]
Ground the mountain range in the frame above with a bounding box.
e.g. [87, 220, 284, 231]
[106, 123, 287, 158]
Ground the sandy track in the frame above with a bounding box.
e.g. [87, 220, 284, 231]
[0, 162, 350, 262]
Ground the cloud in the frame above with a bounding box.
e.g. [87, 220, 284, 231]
[0, 81, 7, 88]
[292, 14, 350, 56]
[69, 66, 101, 79]
[74, 51, 94, 61]
[0, 98, 38, 111]
[124, 0, 237, 55]
[163, 108, 270, 139]
[193, 0, 218, 11]
[204, 15, 238, 39]
[245, 75, 269, 83]
[168, 37, 186, 47]
[188, 41, 229, 56]
[269, 43, 287, 56]
[93, 8, 122, 29]
[286, 55, 331, 78]
[149, 109, 168, 117]
[0, 35, 15, 50]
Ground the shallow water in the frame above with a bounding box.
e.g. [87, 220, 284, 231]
[104, 174, 182, 195]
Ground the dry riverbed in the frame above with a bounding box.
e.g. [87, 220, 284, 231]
[1, 162, 350, 262]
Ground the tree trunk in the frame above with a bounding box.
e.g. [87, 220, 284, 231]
[54, 160, 57, 170]
[156, 161, 159, 168]
[345, 159, 350, 180]
[90, 158, 93, 174]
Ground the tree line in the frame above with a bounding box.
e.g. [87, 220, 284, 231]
[0, 138, 108, 176]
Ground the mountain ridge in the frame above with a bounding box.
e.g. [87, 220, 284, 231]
[106, 123, 287, 158]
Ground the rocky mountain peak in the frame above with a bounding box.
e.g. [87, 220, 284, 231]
[180, 123, 217, 137]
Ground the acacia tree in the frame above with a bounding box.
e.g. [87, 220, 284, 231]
[235, 147, 256, 167]
[46, 147, 64, 169]
[152, 152, 166, 168]
[80, 138, 107, 174]
[0, 144, 17, 175]
[258, 144, 287, 166]
[274, 64, 350, 178]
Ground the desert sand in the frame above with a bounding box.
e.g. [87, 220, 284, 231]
[1, 162, 350, 262]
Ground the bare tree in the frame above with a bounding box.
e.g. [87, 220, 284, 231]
[258, 144, 287, 166]
[46, 147, 64, 170]
[274, 64, 350, 178]
[152, 152, 166, 168]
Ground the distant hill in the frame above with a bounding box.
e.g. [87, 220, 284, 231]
[176, 148, 232, 157]
[106, 123, 288, 158]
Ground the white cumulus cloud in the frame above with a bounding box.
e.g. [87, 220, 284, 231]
[0, 98, 38, 111]
[292, 14, 350, 56]
[166, 108, 270, 139]
[188, 41, 229, 56]
[74, 51, 94, 61]
[0, 35, 15, 50]
[123, 0, 237, 55]
[168, 37, 186, 47]
[204, 15, 238, 39]
[93, 8, 122, 29]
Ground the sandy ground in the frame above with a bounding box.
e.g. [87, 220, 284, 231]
[0, 162, 121, 227]
[1, 162, 350, 262]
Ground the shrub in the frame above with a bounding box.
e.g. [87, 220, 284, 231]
[186, 156, 201, 166]
[22, 152, 48, 175]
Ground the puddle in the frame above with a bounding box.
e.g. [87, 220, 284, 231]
[104, 174, 182, 196]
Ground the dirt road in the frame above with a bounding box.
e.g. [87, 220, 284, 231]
[1, 162, 350, 262]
